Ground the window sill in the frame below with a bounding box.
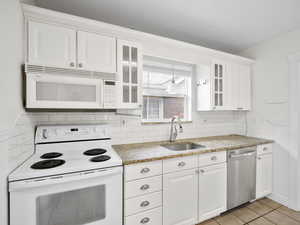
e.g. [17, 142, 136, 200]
[141, 120, 192, 125]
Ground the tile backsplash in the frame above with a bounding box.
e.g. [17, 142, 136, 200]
[8, 111, 246, 170]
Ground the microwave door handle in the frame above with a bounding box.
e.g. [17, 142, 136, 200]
[9, 167, 122, 191]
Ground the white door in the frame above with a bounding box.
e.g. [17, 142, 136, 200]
[256, 154, 273, 199]
[77, 31, 116, 73]
[226, 63, 239, 110]
[163, 169, 198, 225]
[28, 21, 76, 69]
[237, 64, 251, 110]
[117, 40, 142, 109]
[211, 61, 227, 110]
[198, 163, 227, 223]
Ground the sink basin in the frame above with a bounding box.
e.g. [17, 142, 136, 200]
[160, 142, 206, 151]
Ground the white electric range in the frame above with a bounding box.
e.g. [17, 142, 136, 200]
[9, 124, 123, 225]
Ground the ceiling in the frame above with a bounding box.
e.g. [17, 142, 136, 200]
[35, 0, 300, 54]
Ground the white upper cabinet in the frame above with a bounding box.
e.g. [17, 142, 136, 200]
[211, 61, 227, 110]
[77, 31, 116, 73]
[163, 169, 198, 225]
[28, 21, 117, 73]
[28, 21, 76, 69]
[116, 40, 142, 109]
[197, 60, 251, 111]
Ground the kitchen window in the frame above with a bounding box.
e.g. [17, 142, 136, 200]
[142, 56, 192, 123]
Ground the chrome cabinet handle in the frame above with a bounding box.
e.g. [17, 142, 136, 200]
[140, 201, 150, 207]
[263, 147, 268, 151]
[237, 107, 244, 110]
[140, 167, 150, 174]
[78, 63, 83, 68]
[140, 217, 150, 224]
[178, 161, 186, 167]
[200, 169, 205, 173]
[70, 62, 75, 67]
[258, 157, 262, 160]
[211, 156, 217, 161]
[140, 184, 150, 190]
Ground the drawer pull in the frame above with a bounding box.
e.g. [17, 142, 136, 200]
[140, 200, 150, 207]
[140, 167, 150, 174]
[263, 147, 268, 151]
[178, 161, 186, 167]
[200, 169, 205, 173]
[140, 184, 150, 190]
[258, 157, 262, 160]
[211, 156, 217, 161]
[140, 217, 150, 224]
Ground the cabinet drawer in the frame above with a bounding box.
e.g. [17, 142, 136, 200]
[125, 207, 162, 225]
[163, 155, 198, 174]
[257, 144, 272, 155]
[125, 191, 162, 216]
[198, 151, 226, 167]
[125, 161, 162, 181]
[125, 175, 162, 199]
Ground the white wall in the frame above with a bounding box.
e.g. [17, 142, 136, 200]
[0, 0, 25, 224]
[240, 29, 300, 209]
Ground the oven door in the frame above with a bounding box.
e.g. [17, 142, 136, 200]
[9, 167, 123, 225]
[26, 73, 103, 109]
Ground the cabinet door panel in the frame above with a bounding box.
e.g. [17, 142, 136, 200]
[163, 169, 198, 225]
[117, 40, 142, 108]
[198, 163, 227, 223]
[256, 154, 273, 199]
[77, 31, 116, 73]
[28, 21, 76, 68]
[238, 65, 251, 110]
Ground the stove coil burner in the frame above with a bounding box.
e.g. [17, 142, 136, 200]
[90, 155, 111, 162]
[40, 152, 63, 159]
[31, 159, 65, 169]
[84, 148, 107, 156]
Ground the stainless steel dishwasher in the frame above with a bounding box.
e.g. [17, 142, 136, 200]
[227, 147, 257, 210]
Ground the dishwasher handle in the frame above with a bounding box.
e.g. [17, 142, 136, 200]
[229, 151, 256, 159]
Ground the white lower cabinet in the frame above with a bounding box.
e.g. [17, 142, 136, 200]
[256, 146, 273, 199]
[163, 169, 198, 225]
[198, 163, 227, 223]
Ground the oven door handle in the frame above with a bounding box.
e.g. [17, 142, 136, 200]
[9, 166, 123, 191]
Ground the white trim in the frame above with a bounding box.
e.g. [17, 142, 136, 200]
[22, 4, 254, 65]
[287, 52, 300, 210]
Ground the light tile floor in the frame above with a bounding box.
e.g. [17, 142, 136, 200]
[198, 198, 300, 225]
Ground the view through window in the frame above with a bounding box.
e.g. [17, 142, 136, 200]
[142, 56, 192, 122]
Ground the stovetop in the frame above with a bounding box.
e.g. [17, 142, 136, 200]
[9, 125, 122, 182]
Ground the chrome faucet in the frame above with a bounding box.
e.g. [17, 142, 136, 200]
[169, 116, 183, 142]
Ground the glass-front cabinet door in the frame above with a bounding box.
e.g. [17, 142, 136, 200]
[117, 40, 142, 108]
[212, 62, 226, 110]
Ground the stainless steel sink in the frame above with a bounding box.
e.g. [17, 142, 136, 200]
[160, 142, 206, 151]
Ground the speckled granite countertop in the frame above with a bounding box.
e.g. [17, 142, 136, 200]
[113, 135, 274, 165]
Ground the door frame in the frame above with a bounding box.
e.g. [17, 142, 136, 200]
[288, 52, 300, 211]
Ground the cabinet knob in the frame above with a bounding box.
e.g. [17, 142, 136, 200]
[70, 62, 75, 67]
[200, 169, 205, 173]
[178, 161, 186, 167]
[140, 217, 150, 224]
[140, 167, 150, 174]
[211, 156, 217, 161]
[263, 147, 268, 151]
[140, 201, 150, 207]
[78, 63, 83, 68]
[140, 184, 150, 190]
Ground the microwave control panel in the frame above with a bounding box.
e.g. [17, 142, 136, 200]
[103, 80, 117, 109]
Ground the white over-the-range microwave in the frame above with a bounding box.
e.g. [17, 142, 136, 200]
[25, 69, 117, 109]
